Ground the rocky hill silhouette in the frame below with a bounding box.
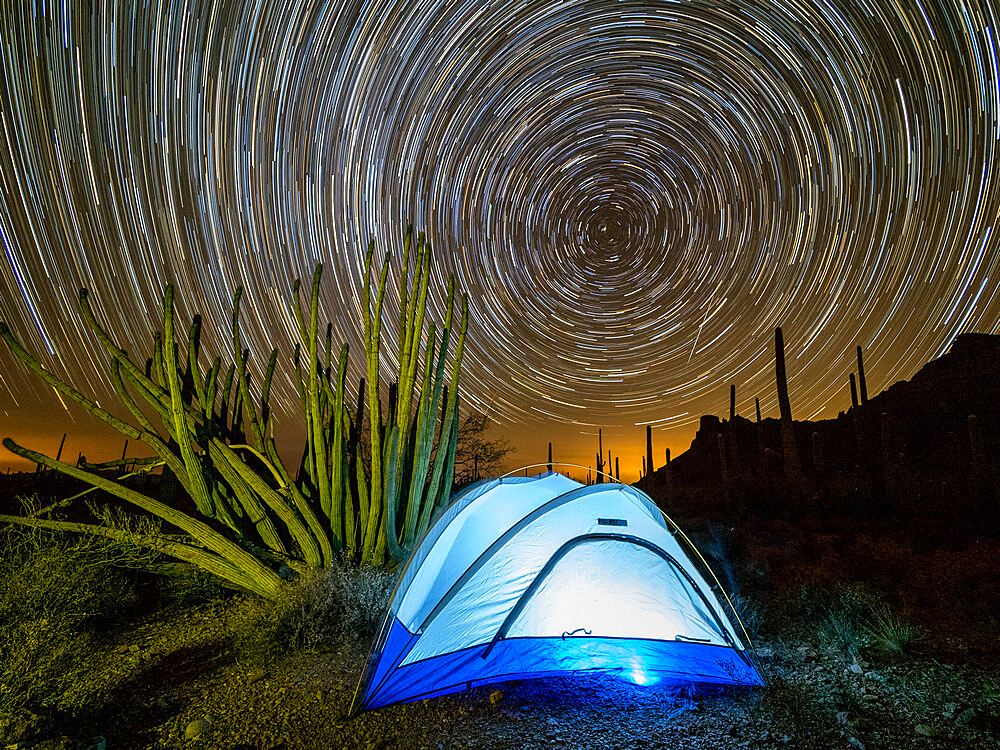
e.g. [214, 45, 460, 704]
[639, 333, 999, 528]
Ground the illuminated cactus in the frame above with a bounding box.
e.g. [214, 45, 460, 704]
[0, 226, 468, 595]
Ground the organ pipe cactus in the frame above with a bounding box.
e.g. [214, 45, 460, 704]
[295, 228, 469, 566]
[0, 227, 469, 594]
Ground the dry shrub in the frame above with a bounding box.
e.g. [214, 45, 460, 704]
[234, 557, 396, 662]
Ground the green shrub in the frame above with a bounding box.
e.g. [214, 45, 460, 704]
[0, 510, 158, 742]
[153, 561, 231, 608]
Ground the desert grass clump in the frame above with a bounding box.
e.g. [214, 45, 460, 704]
[786, 584, 884, 659]
[0, 507, 159, 742]
[865, 603, 925, 655]
[818, 609, 869, 660]
[728, 591, 764, 640]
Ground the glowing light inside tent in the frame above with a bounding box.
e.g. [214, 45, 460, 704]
[624, 664, 660, 686]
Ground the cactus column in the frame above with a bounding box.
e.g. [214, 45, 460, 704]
[857, 346, 868, 404]
[596, 429, 604, 483]
[646, 425, 654, 478]
[775, 327, 803, 499]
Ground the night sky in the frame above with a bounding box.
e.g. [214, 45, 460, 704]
[1, 0, 999, 481]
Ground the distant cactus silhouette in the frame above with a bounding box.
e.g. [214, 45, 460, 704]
[596, 429, 605, 483]
[857, 346, 868, 403]
[775, 327, 803, 496]
[646, 425, 654, 477]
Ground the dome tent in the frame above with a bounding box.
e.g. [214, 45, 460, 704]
[351, 470, 763, 713]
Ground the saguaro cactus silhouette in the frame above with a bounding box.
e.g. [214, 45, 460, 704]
[857, 345, 868, 404]
[596, 429, 605, 483]
[775, 327, 803, 495]
[646, 425, 654, 478]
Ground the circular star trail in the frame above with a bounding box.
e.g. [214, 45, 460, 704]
[1, 0, 1000, 474]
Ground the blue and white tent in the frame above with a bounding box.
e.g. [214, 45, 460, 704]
[351, 471, 763, 713]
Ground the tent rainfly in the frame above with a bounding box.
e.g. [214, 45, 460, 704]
[351, 471, 763, 713]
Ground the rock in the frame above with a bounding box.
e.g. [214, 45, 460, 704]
[914, 724, 935, 737]
[84, 739, 107, 750]
[955, 708, 975, 726]
[849, 663, 863, 675]
[836, 711, 849, 724]
[489, 690, 503, 707]
[185, 716, 215, 739]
